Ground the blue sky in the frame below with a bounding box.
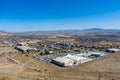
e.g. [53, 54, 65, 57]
[0, 0, 120, 32]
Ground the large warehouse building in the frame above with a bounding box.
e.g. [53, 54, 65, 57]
[52, 57, 74, 67]
[65, 54, 87, 65]
[52, 54, 93, 67]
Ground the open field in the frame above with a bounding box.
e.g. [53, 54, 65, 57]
[0, 43, 18, 53]
[0, 47, 18, 53]
[0, 52, 120, 80]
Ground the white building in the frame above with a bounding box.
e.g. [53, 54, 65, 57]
[15, 46, 34, 53]
[17, 42, 27, 46]
[65, 54, 87, 65]
[106, 48, 120, 53]
[80, 58, 93, 64]
[52, 57, 74, 67]
[52, 53, 93, 67]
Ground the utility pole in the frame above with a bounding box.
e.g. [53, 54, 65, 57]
[98, 72, 101, 80]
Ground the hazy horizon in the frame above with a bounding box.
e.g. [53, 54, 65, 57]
[0, 0, 120, 32]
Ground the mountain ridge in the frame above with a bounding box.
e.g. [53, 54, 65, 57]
[14, 28, 120, 35]
[1, 28, 120, 35]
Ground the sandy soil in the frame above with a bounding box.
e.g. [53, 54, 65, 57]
[0, 52, 120, 80]
[0, 47, 18, 53]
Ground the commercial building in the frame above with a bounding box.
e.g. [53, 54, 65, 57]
[15, 46, 36, 53]
[17, 42, 27, 46]
[55, 42, 70, 46]
[65, 54, 87, 65]
[52, 57, 74, 67]
[91, 52, 105, 58]
[105, 48, 120, 53]
[52, 54, 93, 66]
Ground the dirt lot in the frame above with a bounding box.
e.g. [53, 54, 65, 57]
[0, 52, 120, 80]
[0, 47, 18, 53]
[0, 43, 18, 53]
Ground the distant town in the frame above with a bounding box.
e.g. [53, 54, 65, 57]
[0, 29, 120, 80]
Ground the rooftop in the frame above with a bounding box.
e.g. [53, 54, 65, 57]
[53, 57, 74, 64]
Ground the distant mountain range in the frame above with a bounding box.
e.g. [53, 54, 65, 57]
[82, 28, 120, 32]
[0, 30, 12, 36]
[14, 28, 120, 35]
[1, 28, 120, 35]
